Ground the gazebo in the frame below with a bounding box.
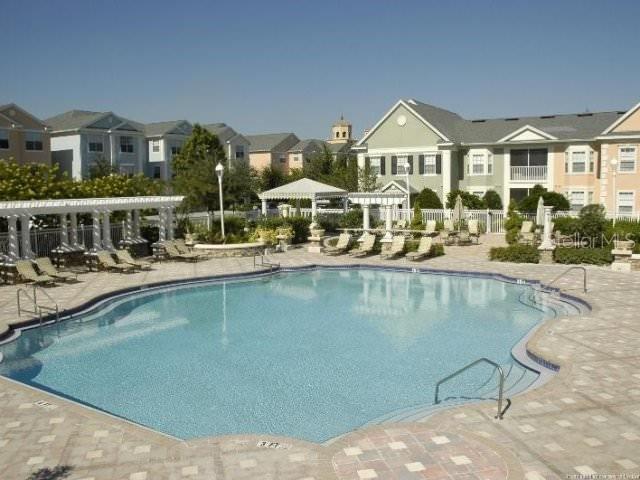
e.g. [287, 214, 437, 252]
[258, 178, 348, 227]
[348, 190, 406, 240]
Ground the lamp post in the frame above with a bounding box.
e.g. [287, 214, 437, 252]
[215, 162, 225, 239]
[403, 160, 411, 220]
[610, 157, 618, 227]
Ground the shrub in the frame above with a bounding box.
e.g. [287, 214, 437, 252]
[413, 187, 443, 209]
[446, 190, 486, 209]
[604, 220, 640, 249]
[411, 200, 423, 229]
[553, 216, 580, 235]
[489, 244, 539, 263]
[504, 201, 524, 245]
[255, 216, 311, 244]
[339, 209, 370, 229]
[518, 184, 570, 212]
[553, 247, 612, 265]
[317, 213, 341, 233]
[483, 190, 503, 210]
[578, 204, 607, 247]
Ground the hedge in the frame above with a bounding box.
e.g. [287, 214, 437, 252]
[489, 244, 539, 263]
[553, 247, 612, 265]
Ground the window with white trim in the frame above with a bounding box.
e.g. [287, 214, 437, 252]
[0, 129, 9, 149]
[487, 153, 493, 175]
[468, 150, 492, 176]
[369, 157, 381, 176]
[619, 146, 637, 173]
[235, 145, 245, 160]
[119, 136, 134, 154]
[423, 154, 437, 175]
[151, 140, 160, 153]
[568, 190, 586, 212]
[25, 132, 43, 151]
[570, 151, 586, 173]
[617, 191, 634, 215]
[471, 154, 485, 175]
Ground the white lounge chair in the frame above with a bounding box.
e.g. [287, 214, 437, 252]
[380, 235, 406, 260]
[424, 220, 437, 237]
[325, 233, 351, 255]
[349, 233, 376, 257]
[406, 236, 433, 261]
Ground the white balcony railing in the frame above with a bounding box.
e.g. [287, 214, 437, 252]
[510, 165, 547, 182]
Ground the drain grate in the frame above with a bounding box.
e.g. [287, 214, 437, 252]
[34, 400, 58, 411]
[256, 441, 291, 449]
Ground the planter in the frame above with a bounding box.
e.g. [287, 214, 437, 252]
[614, 240, 635, 251]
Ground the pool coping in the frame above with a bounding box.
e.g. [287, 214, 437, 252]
[0, 263, 591, 446]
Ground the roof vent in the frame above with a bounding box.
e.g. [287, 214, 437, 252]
[505, 118, 519, 121]
[407, 99, 417, 105]
[540, 115, 556, 119]
[577, 113, 593, 117]
[471, 119, 486, 123]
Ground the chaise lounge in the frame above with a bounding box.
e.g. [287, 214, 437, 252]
[380, 235, 406, 260]
[406, 236, 433, 261]
[349, 233, 376, 257]
[325, 232, 351, 255]
[35, 257, 78, 282]
[15, 260, 56, 285]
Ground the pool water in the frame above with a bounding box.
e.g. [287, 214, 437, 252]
[0, 269, 555, 442]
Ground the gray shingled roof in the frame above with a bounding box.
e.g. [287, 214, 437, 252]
[245, 133, 299, 152]
[144, 120, 191, 137]
[406, 99, 626, 144]
[289, 139, 325, 153]
[45, 110, 145, 133]
[325, 141, 354, 154]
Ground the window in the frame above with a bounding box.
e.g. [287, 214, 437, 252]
[119, 165, 135, 176]
[335, 132, 339, 138]
[119, 136, 134, 154]
[151, 140, 160, 153]
[369, 157, 381, 176]
[170, 144, 181, 156]
[487, 154, 493, 175]
[25, 132, 43, 151]
[342, 131, 346, 138]
[471, 154, 485, 175]
[153, 166, 162, 179]
[235, 145, 245, 160]
[618, 191, 634, 215]
[619, 146, 637, 173]
[279, 154, 286, 163]
[0, 129, 9, 149]
[423, 154, 437, 175]
[570, 151, 586, 173]
[568, 190, 586, 212]
[88, 140, 103, 152]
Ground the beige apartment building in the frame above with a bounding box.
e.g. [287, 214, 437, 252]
[0, 104, 51, 166]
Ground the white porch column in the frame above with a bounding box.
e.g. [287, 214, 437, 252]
[102, 210, 114, 251]
[59, 214, 70, 251]
[124, 211, 133, 244]
[166, 207, 175, 240]
[69, 212, 81, 250]
[158, 207, 167, 243]
[261, 199, 267, 216]
[382, 204, 393, 241]
[7, 215, 20, 261]
[362, 204, 370, 231]
[442, 150, 451, 202]
[20, 214, 34, 259]
[343, 198, 349, 213]
[91, 210, 102, 252]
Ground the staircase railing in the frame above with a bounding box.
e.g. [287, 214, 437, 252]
[17, 284, 60, 327]
[547, 266, 587, 293]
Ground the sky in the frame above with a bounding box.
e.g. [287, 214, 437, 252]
[2, 0, 640, 139]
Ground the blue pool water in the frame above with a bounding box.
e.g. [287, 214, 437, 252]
[0, 269, 556, 442]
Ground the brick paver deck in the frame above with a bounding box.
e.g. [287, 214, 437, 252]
[1, 235, 639, 479]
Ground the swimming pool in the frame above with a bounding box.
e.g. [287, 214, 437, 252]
[0, 268, 578, 442]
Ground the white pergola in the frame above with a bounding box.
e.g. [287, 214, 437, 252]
[348, 191, 406, 240]
[0, 196, 184, 262]
[259, 178, 348, 226]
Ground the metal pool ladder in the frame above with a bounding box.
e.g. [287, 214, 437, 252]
[434, 357, 510, 419]
[17, 285, 60, 327]
[547, 266, 587, 293]
[253, 252, 280, 272]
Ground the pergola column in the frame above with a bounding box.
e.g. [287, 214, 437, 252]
[124, 210, 133, 244]
[132, 210, 143, 243]
[69, 212, 81, 250]
[343, 198, 349, 213]
[20, 214, 34, 259]
[310, 196, 318, 228]
[102, 210, 114, 251]
[166, 207, 175, 240]
[362, 204, 371, 231]
[158, 207, 167, 243]
[7, 214, 20, 261]
[59, 214, 71, 251]
[382, 204, 394, 241]
[91, 210, 102, 252]
[261, 199, 267, 216]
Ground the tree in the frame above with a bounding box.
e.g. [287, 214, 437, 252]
[258, 165, 286, 192]
[411, 199, 423, 228]
[88, 155, 116, 179]
[413, 187, 443, 209]
[329, 152, 359, 191]
[224, 161, 259, 209]
[483, 190, 503, 209]
[303, 145, 333, 182]
[172, 124, 227, 213]
[518, 184, 570, 212]
[446, 189, 486, 209]
[358, 161, 379, 192]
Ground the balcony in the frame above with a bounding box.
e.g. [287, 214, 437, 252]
[510, 165, 547, 182]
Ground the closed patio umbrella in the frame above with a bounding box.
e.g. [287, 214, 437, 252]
[452, 195, 465, 227]
[536, 196, 545, 226]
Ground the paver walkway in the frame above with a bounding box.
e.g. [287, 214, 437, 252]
[1, 235, 639, 479]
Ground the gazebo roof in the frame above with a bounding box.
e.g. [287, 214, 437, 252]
[0, 196, 184, 216]
[259, 178, 347, 200]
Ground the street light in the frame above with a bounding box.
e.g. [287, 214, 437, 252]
[215, 162, 225, 240]
[403, 160, 411, 220]
[610, 157, 618, 227]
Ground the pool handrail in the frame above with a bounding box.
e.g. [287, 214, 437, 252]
[434, 357, 509, 419]
[547, 266, 587, 293]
